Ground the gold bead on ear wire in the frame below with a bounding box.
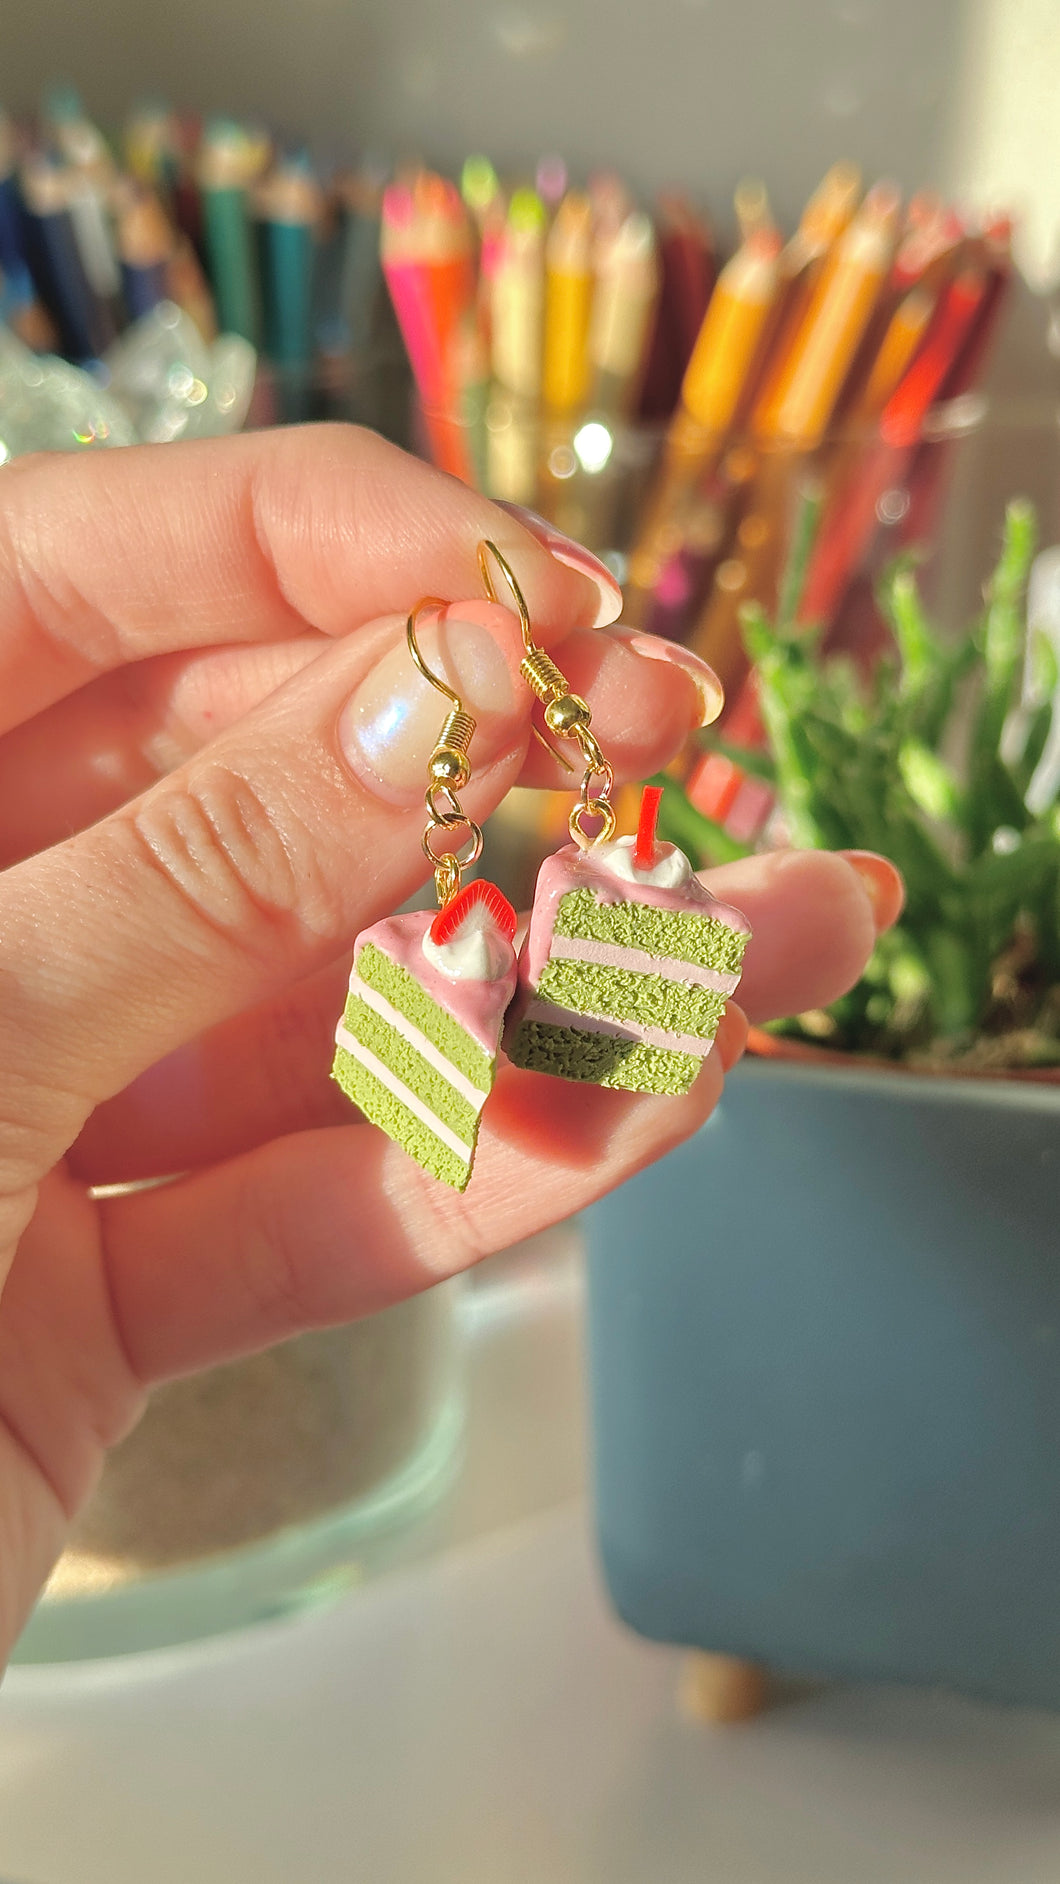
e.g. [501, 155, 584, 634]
[406, 597, 484, 907]
[477, 539, 617, 848]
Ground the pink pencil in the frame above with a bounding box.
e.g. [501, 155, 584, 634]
[381, 183, 474, 482]
[381, 184, 446, 404]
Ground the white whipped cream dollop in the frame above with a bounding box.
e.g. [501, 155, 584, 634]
[421, 905, 514, 982]
[592, 833, 692, 890]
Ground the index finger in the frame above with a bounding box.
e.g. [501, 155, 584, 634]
[0, 425, 615, 734]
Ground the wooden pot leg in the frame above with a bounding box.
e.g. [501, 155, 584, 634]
[680, 1651, 770, 1724]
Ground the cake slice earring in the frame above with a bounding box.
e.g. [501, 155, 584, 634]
[476, 539, 753, 1094]
[331, 598, 518, 1189]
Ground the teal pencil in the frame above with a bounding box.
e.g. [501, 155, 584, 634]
[256, 153, 322, 371]
[335, 160, 386, 357]
[197, 119, 266, 343]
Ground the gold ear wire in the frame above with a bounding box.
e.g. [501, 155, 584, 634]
[407, 596, 483, 906]
[477, 539, 617, 847]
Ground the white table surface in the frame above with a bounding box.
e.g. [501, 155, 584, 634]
[2, 1229, 1059, 1884]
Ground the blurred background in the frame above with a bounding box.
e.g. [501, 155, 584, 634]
[0, 0, 1057, 275]
[1, 0, 1058, 280]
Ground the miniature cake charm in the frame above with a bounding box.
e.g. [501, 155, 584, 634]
[332, 880, 518, 1189]
[331, 581, 518, 1188]
[506, 786, 750, 1093]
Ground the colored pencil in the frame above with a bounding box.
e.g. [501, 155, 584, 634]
[798, 266, 989, 625]
[380, 180, 474, 481]
[196, 119, 266, 343]
[678, 227, 783, 439]
[256, 154, 322, 372]
[623, 226, 782, 614]
[542, 190, 595, 412]
[761, 181, 900, 445]
[164, 230, 217, 340]
[638, 193, 715, 420]
[490, 186, 546, 400]
[124, 101, 183, 202]
[0, 111, 35, 312]
[116, 187, 172, 320]
[734, 176, 772, 243]
[536, 154, 568, 210]
[749, 160, 861, 435]
[18, 156, 111, 361]
[335, 161, 386, 358]
[588, 209, 660, 416]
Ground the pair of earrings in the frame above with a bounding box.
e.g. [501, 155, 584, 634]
[331, 542, 751, 1190]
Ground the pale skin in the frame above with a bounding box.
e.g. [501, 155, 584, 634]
[0, 426, 902, 1667]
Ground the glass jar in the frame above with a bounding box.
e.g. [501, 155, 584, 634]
[14, 1283, 464, 1663]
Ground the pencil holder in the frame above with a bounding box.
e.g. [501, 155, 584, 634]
[413, 388, 661, 560]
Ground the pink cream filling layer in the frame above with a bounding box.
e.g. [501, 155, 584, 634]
[524, 1001, 715, 1058]
[354, 908, 517, 1056]
[547, 932, 741, 994]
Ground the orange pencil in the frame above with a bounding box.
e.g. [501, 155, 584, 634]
[411, 172, 477, 405]
[763, 181, 900, 445]
[750, 161, 862, 434]
[853, 284, 934, 417]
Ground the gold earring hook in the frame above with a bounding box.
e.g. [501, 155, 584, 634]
[406, 595, 461, 702]
[478, 541, 534, 652]
[477, 539, 617, 847]
[407, 595, 483, 906]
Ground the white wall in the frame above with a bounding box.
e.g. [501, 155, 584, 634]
[3, 0, 971, 231]
[5, 0, 1060, 272]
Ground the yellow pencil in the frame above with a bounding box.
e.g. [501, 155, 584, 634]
[679, 227, 782, 437]
[542, 191, 594, 411]
[623, 228, 781, 617]
[490, 186, 546, 400]
[766, 181, 901, 445]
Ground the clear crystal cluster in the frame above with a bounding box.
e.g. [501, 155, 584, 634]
[0, 301, 255, 461]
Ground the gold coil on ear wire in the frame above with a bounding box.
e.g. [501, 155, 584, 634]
[477, 538, 617, 848]
[406, 597, 484, 906]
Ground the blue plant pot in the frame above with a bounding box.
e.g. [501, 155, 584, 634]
[585, 1056, 1060, 1708]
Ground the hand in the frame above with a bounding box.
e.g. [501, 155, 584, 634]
[0, 425, 898, 1662]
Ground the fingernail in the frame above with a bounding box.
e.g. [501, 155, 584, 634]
[339, 602, 520, 802]
[494, 500, 624, 628]
[603, 627, 725, 729]
[838, 850, 906, 932]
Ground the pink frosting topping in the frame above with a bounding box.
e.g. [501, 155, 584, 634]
[520, 841, 751, 993]
[354, 908, 517, 1055]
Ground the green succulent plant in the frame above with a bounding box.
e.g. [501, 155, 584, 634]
[657, 498, 1060, 1069]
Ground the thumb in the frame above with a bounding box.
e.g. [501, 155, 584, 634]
[0, 599, 533, 1191]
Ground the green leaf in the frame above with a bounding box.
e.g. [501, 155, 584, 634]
[1029, 624, 1059, 704]
[776, 480, 825, 628]
[882, 565, 938, 697]
[897, 739, 961, 821]
[965, 501, 1038, 855]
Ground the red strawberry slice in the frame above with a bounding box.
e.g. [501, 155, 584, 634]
[430, 878, 518, 947]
